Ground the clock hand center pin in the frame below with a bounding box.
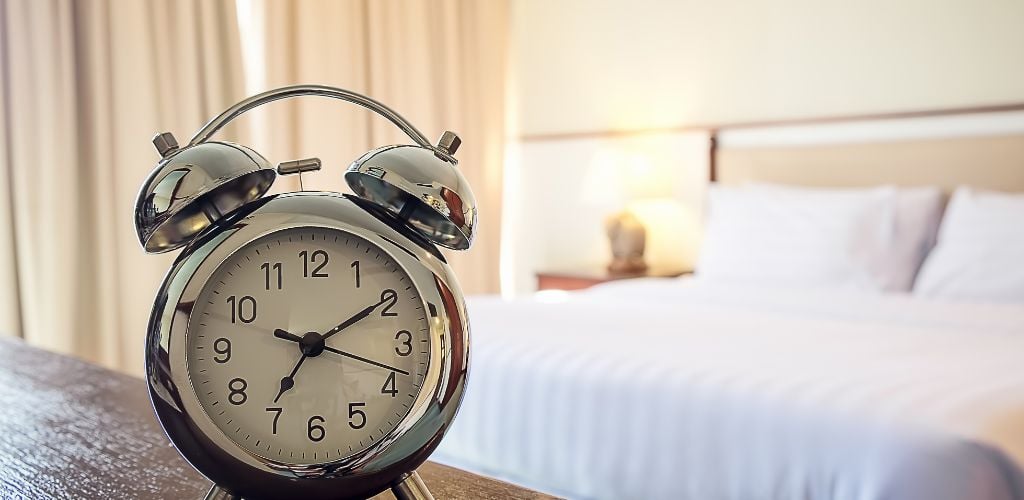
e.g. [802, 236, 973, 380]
[271, 329, 328, 402]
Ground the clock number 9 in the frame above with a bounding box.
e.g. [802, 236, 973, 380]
[299, 250, 329, 278]
[348, 402, 366, 429]
[227, 378, 247, 405]
[307, 415, 326, 442]
[213, 338, 231, 363]
[226, 295, 257, 324]
[394, 330, 412, 356]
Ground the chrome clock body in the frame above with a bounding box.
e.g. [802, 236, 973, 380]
[135, 85, 476, 499]
[146, 192, 469, 499]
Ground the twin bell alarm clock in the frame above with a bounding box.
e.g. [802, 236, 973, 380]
[133, 85, 474, 500]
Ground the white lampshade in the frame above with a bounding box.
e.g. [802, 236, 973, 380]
[580, 147, 677, 207]
[626, 198, 701, 270]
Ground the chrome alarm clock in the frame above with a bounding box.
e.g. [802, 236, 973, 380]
[133, 85, 474, 500]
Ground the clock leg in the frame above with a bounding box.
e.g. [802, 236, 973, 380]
[391, 470, 434, 500]
[203, 484, 241, 500]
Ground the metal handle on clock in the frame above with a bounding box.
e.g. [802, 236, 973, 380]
[185, 84, 456, 163]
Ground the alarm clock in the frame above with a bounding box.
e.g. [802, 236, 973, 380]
[134, 85, 474, 500]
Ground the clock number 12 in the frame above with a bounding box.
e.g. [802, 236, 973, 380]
[299, 250, 329, 278]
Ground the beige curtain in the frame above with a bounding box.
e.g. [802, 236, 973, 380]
[0, 0, 248, 374]
[241, 0, 508, 295]
[0, 0, 507, 373]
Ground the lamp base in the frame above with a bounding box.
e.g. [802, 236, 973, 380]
[605, 210, 647, 275]
[607, 258, 648, 274]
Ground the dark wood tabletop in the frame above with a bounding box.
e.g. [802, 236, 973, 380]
[0, 337, 552, 499]
[536, 266, 692, 291]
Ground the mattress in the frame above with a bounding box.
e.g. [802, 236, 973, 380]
[432, 278, 1024, 500]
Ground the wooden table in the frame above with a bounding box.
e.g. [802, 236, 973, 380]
[536, 266, 691, 291]
[0, 337, 552, 499]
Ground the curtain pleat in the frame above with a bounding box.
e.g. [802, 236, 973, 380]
[0, 0, 24, 340]
[0, 0, 247, 374]
[0, 0, 507, 372]
[246, 0, 509, 295]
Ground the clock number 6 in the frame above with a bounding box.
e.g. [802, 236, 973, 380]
[348, 402, 366, 429]
[307, 415, 326, 442]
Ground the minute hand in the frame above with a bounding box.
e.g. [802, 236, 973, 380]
[321, 300, 381, 341]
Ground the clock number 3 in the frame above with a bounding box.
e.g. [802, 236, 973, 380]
[395, 330, 412, 356]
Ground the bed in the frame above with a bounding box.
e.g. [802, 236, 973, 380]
[433, 106, 1024, 499]
[436, 279, 1024, 499]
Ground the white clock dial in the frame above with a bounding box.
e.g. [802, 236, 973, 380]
[186, 226, 429, 465]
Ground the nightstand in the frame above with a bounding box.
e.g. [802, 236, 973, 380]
[535, 267, 691, 291]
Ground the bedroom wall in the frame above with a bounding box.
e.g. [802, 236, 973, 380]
[500, 0, 1024, 295]
[511, 0, 1024, 134]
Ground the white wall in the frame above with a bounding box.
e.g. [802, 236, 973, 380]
[502, 0, 1024, 294]
[511, 0, 1024, 135]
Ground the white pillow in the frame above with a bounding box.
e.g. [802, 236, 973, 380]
[696, 184, 897, 291]
[752, 184, 945, 289]
[894, 186, 945, 265]
[914, 187, 1024, 303]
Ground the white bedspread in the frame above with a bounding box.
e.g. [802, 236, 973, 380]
[433, 278, 1024, 500]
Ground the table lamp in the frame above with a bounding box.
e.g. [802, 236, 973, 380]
[581, 148, 676, 273]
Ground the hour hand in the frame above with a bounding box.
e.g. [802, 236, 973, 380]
[320, 302, 380, 341]
[273, 375, 295, 403]
[273, 354, 306, 403]
[274, 328, 303, 343]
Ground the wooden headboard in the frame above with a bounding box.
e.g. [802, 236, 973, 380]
[709, 103, 1024, 193]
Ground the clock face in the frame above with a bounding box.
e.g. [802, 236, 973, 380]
[185, 226, 430, 465]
